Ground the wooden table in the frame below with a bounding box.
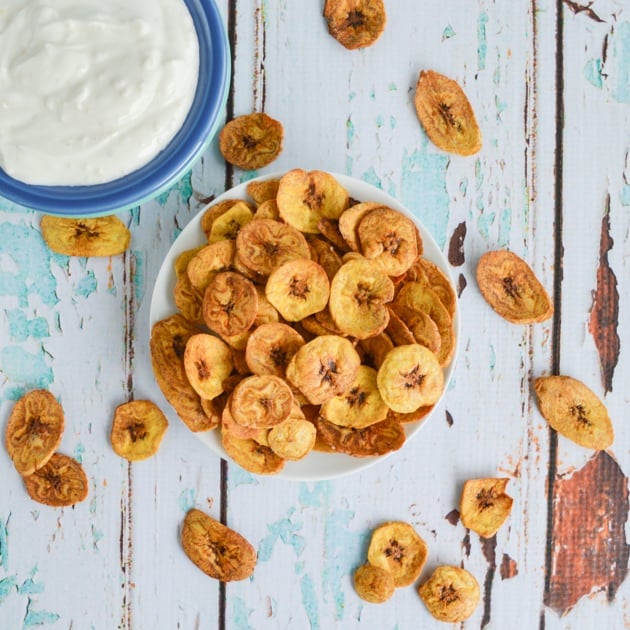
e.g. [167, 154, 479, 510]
[1, 1, 629, 628]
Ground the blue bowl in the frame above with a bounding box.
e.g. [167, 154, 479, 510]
[0, 0, 230, 217]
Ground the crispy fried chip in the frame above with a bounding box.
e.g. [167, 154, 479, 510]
[265, 259, 330, 321]
[329, 258, 394, 339]
[355, 333, 394, 369]
[268, 416, 317, 461]
[324, 0, 386, 50]
[181, 508, 257, 581]
[418, 566, 480, 622]
[200, 199, 251, 238]
[405, 258, 457, 318]
[5, 390, 64, 476]
[219, 113, 284, 170]
[221, 428, 285, 474]
[221, 397, 267, 441]
[277, 169, 349, 233]
[203, 272, 259, 337]
[246, 178, 280, 204]
[23, 453, 88, 507]
[353, 563, 395, 604]
[367, 521, 428, 587]
[286, 335, 360, 405]
[110, 400, 168, 461]
[477, 250, 553, 324]
[40, 215, 130, 257]
[338, 202, 382, 252]
[208, 201, 254, 243]
[414, 70, 482, 156]
[321, 365, 389, 428]
[186, 240, 236, 293]
[308, 237, 343, 281]
[173, 273, 205, 325]
[533, 375, 614, 450]
[230, 375, 294, 429]
[245, 322, 305, 377]
[390, 304, 441, 355]
[461, 478, 513, 540]
[316, 218, 350, 252]
[150, 314, 218, 432]
[175, 246, 205, 280]
[184, 334, 234, 400]
[377, 344, 444, 413]
[314, 413, 405, 457]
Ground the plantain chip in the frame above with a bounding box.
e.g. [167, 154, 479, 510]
[414, 69, 482, 156]
[353, 563, 395, 604]
[533, 375, 614, 450]
[221, 427, 285, 474]
[246, 178, 280, 204]
[23, 453, 88, 507]
[308, 237, 343, 281]
[40, 215, 130, 257]
[200, 199, 252, 239]
[460, 478, 513, 538]
[405, 258, 457, 318]
[181, 508, 257, 581]
[219, 113, 284, 170]
[366, 521, 428, 587]
[355, 332, 394, 369]
[418, 565, 480, 622]
[230, 374, 294, 429]
[173, 272, 205, 326]
[338, 202, 382, 252]
[476, 249, 553, 324]
[184, 334, 234, 401]
[268, 415, 317, 461]
[5, 389, 64, 476]
[208, 201, 254, 244]
[110, 400, 168, 462]
[245, 322, 305, 378]
[323, 0, 387, 50]
[186, 240, 236, 293]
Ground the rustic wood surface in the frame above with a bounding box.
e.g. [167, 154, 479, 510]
[1, 1, 629, 628]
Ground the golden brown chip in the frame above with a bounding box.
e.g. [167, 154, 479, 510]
[414, 69, 482, 156]
[277, 169, 349, 234]
[175, 246, 205, 280]
[366, 521, 428, 587]
[476, 250, 553, 324]
[405, 258, 457, 318]
[181, 508, 257, 581]
[203, 272, 259, 337]
[173, 273, 205, 325]
[253, 287, 280, 326]
[391, 405, 434, 424]
[150, 314, 218, 432]
[5, 390, 64, 477]
[265, 259, 330, 322]
[460, 478, 513, 538]
[355, 333, 395, 369]
[353, 563, 395, 604]
[23, 453, 88, 507]
[221, 427, 285, 474]
[329, 258, 394, 339]
[313, 414, 405, 457]
[246, 178, 280, 204]
[221, 396, 268, 441]
[40, 215, 130, 257]
[316, 218, 350, 252]
[308, 237, 343, 281]
[418, 565, 480, 622]
[245, 322, 305, 377]
[230, 375, 294, 429]
[219, 113, 284, 170]
[338, 202, 382, 252]
[252, 198, 280, 220]
[357, 208, 418, 276]
[385, 307, 416, 346]
[323, 0, 386, 50]
[184, 334, 234, 401]
[200, 199, 251, 238]
[186, 240, 236, 293]
[286, 335, 361, 405]
[268, 416, 317, 461]
[208, 201, 254, 243]
[376, 344, 444, 413]
[236, 219, 311, 276]
[110, 400, 169, 462]
[533, 375, 614, 450]
[390, 304, 441, 355]
[321, 366, 389, 429]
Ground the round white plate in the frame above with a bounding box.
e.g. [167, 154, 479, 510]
[150, 171, 459, 481]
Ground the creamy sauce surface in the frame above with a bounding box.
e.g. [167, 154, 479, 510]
[0, 0, 199, 185]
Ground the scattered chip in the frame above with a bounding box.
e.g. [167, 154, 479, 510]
[181, 508, 256, 581]
[418, 565, 480, 622]
[324, 0, 387, 50]
[110, 400, 169, 462]
[414, 69, 482, 156]
[353, 563, 395, 603]
[476, 250, 553, 324]
[40, 215, 131, 257]
[5, 390, 64, 477]
[534, 375, 614, 450]
[366, 521, 428, 587]
[460, 478, 513, 538]
[23, 453, 88, 507]
[219, 113, 284, 170]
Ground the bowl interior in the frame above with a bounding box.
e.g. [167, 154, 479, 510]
[0, 0, 230, 217]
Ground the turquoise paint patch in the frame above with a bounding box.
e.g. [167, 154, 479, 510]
[132, 251, 146, 304]
[5, 310, 49, 342]
[299, 573, 320, 630]
[477, 211, 496, 240]
[489, 344, 496, 371]
[346, 116, 355, 149]
[345, 156, 353, 176]
[361, 167, 382, 190]
[0, 575, 16, 603]
[230, 596, 255, 630]
[298, 482, 329, 509]
[91, 525, 104, 551]
[129, 207, 141, 227]
[0, 222, 59, 308]
[584, 58, 603, 89]
[387, 82, 397, 91]
[73, 443, 85, 465]
[375, 114, 384, 128]
[229, 466, 257, 488]
[73, 270, 97, 299]
[178, 488, 196, 513]
[442, 25, 456, 41]
[239, 171, 259, 184]
[348, 91, 356, 102]
[495, 96, 508, 118]
[400, 147, 450, 250]
[257, 508, 305, 562]
[369, 88, 376, 100]
[389, 116, 396, 130]
[621, 184, 630, 206]
[18, 573, 44, 596]
[498, 208, 512, 247]
[460, 177, 468, 196]
[477, 12, 488, 71]
[155, 171, 194, 206]
[610, 21, 630, 103]
[0, 347, 53, 390]
[22, 598, 59, 628]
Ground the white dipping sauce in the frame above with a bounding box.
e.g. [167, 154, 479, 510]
[0, 0, 199, 186]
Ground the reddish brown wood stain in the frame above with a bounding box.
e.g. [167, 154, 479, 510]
[545, 451, 629, 615]
[500, 553, 518, 580]
[588, 200, 620, 392]
[448, 221, 467, 266]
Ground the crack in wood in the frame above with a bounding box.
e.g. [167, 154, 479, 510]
[480, 535, 497, 628]
[562, 0, 605, 23]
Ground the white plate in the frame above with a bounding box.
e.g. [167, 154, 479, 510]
[150, 171, 459, 481]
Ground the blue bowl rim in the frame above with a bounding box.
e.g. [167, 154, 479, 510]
[0, 0, 230, 217]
